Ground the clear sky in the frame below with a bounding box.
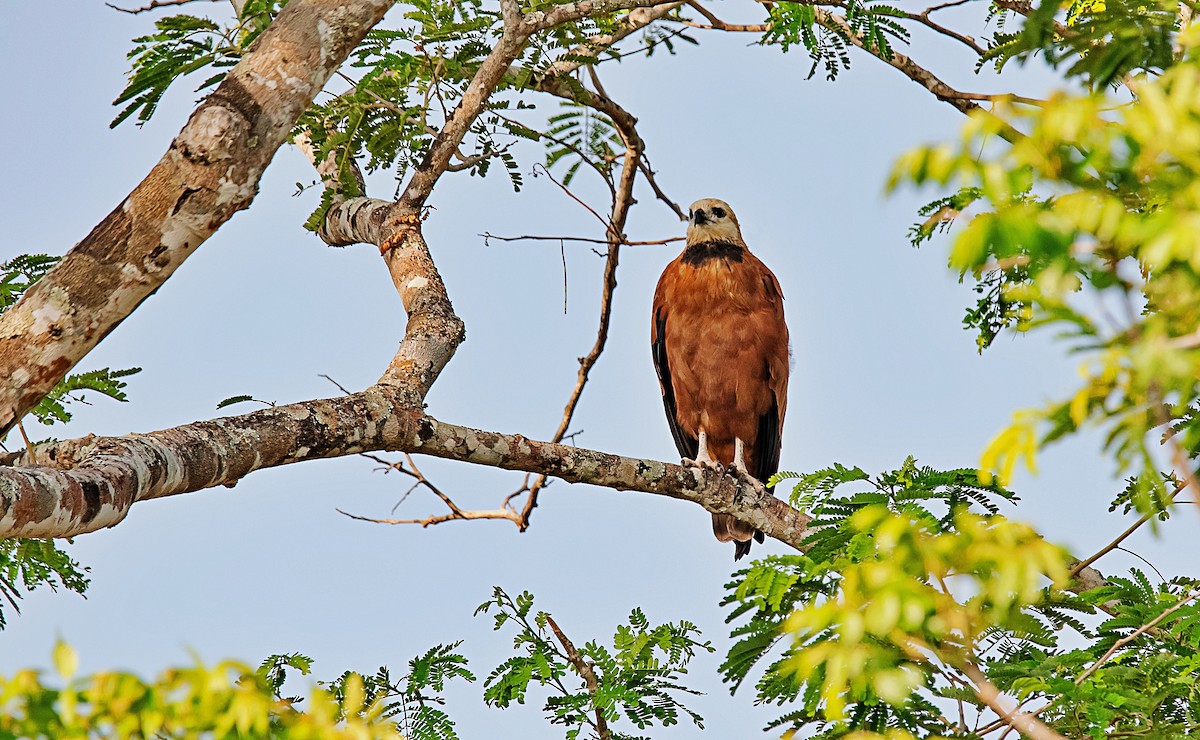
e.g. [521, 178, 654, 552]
[0, 3, 1192, 738]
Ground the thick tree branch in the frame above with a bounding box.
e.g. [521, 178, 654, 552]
[0, 0, 395, 438]
[0, 402, 811, 544]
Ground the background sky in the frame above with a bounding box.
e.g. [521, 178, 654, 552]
[1, 2, 1193, 737]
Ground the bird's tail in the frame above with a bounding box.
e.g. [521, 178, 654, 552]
[713, 514, 764, 560]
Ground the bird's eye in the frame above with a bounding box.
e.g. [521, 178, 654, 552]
[712, 207, 726, 218]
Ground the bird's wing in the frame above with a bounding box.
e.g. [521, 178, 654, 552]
[751, 259, 789, 484]
[652, 272, 699, 460]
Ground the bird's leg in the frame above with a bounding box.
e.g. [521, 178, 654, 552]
[684, 430, 722, 470]
[728, 437, 766, 497]
[730, 437, 749, 475]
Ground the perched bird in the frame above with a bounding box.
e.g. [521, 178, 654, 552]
[651, 198, 790, 560]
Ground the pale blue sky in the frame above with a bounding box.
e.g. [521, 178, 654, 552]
[0, 3, 1191, 737]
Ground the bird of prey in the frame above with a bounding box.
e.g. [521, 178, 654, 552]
[651, 198, 790, 560]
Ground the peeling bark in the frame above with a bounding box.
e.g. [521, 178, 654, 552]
[0, 398, 811, 545]
[0, 0, 395, 437]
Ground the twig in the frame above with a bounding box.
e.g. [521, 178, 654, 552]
[637, 157, 686, 220]
[1069, 481, 1185, 578]
[546, 615, 612, 740]
[1073, 588, 1200, 687]
[923, 0, 973, 13]
[337, 507, 522, 527]
[519, 72, 645, 529]
[560, 241, 569, 314]
[1114, 545, 1167, 582]
[15, 421, 36, 466]
[319, 373, 354, 395]
[533, 163, 612, 230]
[106, 0, 217, 13]
[481, 232, 682, 246]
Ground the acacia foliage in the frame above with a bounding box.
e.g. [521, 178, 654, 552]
[7, 0, 1200, 736]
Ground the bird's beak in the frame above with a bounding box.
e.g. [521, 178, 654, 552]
[692, 209, 708, 226]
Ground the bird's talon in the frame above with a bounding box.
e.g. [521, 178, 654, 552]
[682, 457, 722, 472]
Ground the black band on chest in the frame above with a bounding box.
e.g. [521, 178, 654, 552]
[681, 240, 744, 266]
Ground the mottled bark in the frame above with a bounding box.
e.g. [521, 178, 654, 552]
[0, 400, 812, 544]
[0, 0, 810, 552]
[0, 0, 395, 437]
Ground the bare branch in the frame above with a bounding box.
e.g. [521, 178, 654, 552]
[516, 73, 649, 528]
[481, 233, 682, 247]
[0, 0, 395, 438]
[542, 2, 685, 79]
[338, 506, 523, 527]
[106, 0, 219, 14]
[638, 157, 686, 220]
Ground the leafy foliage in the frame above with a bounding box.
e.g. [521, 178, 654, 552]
[478, 586, 711, 739]
[28, 367, 142, 427]
[893, 28, 1200, 510]
[0, 644, 405, 738]
[544, 102, 621, 186]
[729, 460, 1068, 736]
[986, 573, 1200, 737]
[320, 643, 475, 740]
[984, 0, 1183, 88]
[111, 1, 284, 127]
[761, 0, 910, 80]
[0, 254, 60, 313]
[0, 540, 89, 631]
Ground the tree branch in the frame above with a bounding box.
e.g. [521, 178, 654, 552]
[515, 72, 648, 528]
[0, 400, 812, 545]
[0, 0, 395, 438]
[546, 615, 612, 740]
[106, 0, 220, 13]
[960, 662, 1066, 740]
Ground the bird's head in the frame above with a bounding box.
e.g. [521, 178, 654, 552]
[686, 198, 744, 246]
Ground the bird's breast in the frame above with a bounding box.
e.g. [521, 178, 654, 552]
[665, 258, 769, 314]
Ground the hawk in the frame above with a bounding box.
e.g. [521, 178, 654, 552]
[651, 198, 790, 560]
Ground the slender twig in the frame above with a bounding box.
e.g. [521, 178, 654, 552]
[637, 157, 686, 220]
[337, 507, 522, 527]
[481, 232, 682, 246]
[1114, 545, 1168, 582]
[15, 421, 36, 466]
[106, 0, 217, 13]
[546, 615, 612, 740]
[924, 0, 973, 13]
[519, 72, 645, 528]
[319, 373, 354, 395]
[1073, 588, 1200, 687]
[534, 163, 612, 229]
[1069, 481, 1185, 578]
[560, 240, 569, 313]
